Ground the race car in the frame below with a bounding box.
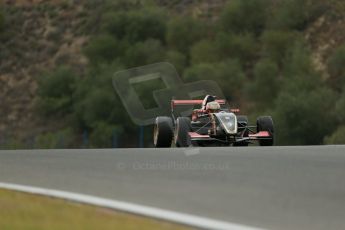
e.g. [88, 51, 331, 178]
[153, 95, 274, 147]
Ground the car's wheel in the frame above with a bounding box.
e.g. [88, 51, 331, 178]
[234, 115, 249, 147]
[174, 117, 191, 147]
[256, 116, 274, 146]
[153, 116, 174, 148]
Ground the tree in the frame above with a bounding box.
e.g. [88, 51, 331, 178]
[324, 126, 345, 144]
[269, 0, 327, 31]
[184, 59, 245, 99]
[190, 39, 218, 65]
[36, 67, 77, 116]
[84, 34, 123, 65]
[215, 32, 258, 66]
[327, 45, 345, 91]
[219, 0, 267, 36]
[123, 39, 165, 67]
[334, 87, 345, 123]
[261, 30, 302, 67]
[101, 7, 167, 43]
[247, 59, 279, 109]
[89, 122, 118, 148]
[166, 16, 206, 53]
[274, 87, 336, 145]
[0, 11, 4, 32]
[166, 50, 187, 74]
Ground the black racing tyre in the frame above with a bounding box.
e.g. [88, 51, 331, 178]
[234, 115, 249, 147]
[153, 116, 174, 148]
[174, 117, 191, 147]
[256, 116, 274, 146]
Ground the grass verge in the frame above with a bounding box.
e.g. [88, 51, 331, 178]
[0, 189, 191, 230]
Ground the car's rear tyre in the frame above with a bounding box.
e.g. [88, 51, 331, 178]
[174, 117, 191, 147]
[256, 116, 274, 146]
[154, 117, 173, 148]
[234, 115, 249, 147]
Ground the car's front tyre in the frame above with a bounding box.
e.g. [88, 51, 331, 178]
[174, 117, 191, 147]
[256, 116, 274, 146]
[154, 116, 174, 148]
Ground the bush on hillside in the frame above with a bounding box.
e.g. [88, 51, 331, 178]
[84, 34, 123, 65]
[247, 59, 279, 109]
[89, 122, 118, 148]
[166, 50, 187, 74]
[215, 32, 258, 65]
[123, 39, 165, 67]
[101, 8, 167, 43]
[190, 39, 219, 65]
[219, 0, 267, 35]
[0, 11, 4, 32]
[37, 67, 76, 116]
[327, 45, 345, 91]
[274, 87, 336, 145]
[261, 30, 302, 66]
[184, 59, 245, 99]
[166, 16, 207, 53]
[324, 126, 345, 144]
[269, 0, 327, 30]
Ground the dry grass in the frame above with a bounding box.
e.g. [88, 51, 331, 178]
[0, 189, 191, 230]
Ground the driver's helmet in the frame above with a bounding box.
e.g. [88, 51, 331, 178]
[202, 95, 216, 110]
[206, 101, 220, 113]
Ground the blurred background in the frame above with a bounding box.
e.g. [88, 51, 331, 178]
[1, 0, 345, 148]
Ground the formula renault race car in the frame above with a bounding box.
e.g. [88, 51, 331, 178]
[153, 95, 274, 147]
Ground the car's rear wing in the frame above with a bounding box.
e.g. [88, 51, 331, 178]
[171, 99, 226, 110]
[170, 99, 239, 118]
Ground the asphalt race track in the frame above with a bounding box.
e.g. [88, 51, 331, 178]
[0, 146, 344, 230]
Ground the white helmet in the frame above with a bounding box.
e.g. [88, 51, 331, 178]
[206, 101, 220, 112]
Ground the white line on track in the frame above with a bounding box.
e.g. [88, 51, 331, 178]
[0, 182, 265, 230]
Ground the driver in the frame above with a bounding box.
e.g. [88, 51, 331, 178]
[192, 95, 220, 121]
[202, 95, 216, 110]
[205, 101, 220, 113]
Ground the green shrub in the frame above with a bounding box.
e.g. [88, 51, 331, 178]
[72, 63, 129, 131]
[0, 139, 25, 150]
[269, 0, 327, 30]
[37, 67, 77, 116]
[190, 39, 218, 65]
[247, 59, 279, 109]
[282, 41, 320, 91]
[335, 88, 345, 123]
[215, 32, 258, 65]
[327, 45, 345, 90]
[324, 126, 345, 144]
[261, 30, 302, 66]
[0, 11, 4, 32]
[183, 63, 214, 84]
[166, 16, 206, 53]
[219, 0, 267, 35]
[76, 88, 116, 127]
[274, 87, 336, 145]
[123, 39, 165, 67]
[89, 122, 118, 148]
[101, 7, 167, 43]
[184, 59, 245, 99]
[35, 128, 74, 149]
[166, 50, 187, 74]
[84, 34, 123, 64]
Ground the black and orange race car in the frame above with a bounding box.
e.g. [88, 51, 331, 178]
[153, 95, 274, 147]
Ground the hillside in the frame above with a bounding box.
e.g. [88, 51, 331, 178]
[1, 0, 345, 148]
[0, 0, 91, 142]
